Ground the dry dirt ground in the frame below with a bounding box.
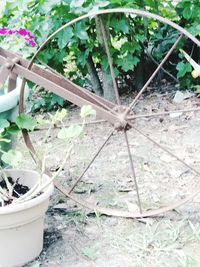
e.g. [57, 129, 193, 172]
[24, 88, 200, 267]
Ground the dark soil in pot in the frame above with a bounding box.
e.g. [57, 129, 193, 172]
[0, 177, 29, 206]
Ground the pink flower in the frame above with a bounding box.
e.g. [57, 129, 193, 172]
[18, 28, 29, 37]
[0, 27, 36, 47]
[7, 29, 16, 35]
[28, 32, 35, 39]
[0, 28, 9, 34]
[27, 40, 36, 47]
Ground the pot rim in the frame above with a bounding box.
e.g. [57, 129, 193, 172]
[0, 79, 29, 113]
[0, 169, 54, 215]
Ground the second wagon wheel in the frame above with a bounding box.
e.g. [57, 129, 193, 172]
[19, 8, 200, 218]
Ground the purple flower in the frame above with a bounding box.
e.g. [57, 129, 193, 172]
[17, 28, 29, 37]
[0, 28, 9, 34]
[0, 27, 36, 47]
[28, 40, 36, 47]
[27, 31, 35, 39]
[7, 29, 17, 35]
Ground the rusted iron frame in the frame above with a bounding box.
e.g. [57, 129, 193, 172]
[124, 34, 183, 117]
[34, 57, 115, 111]
[14, 8, 200, 218]
[0, 55, 122, 127]
[128, 107, 200, 120]
[35, 119, 106, 131]
[36, 107, 200, 132]
[98, 12, 183, 215]
[0, 48, 115, 112]
[64, 106, 200, 212]
[54, 179, 200, 218]
[0, 49, 123, 126]
[124, 130, 142, 213]
[60, 118, 200, 218]
[34, 106, 200, 132]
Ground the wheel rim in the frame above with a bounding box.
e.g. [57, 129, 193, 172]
[19, 8, 200, 218]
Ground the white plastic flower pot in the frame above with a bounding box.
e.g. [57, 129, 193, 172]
[0, 169, 54, 267]
[0, 79, 29, 122]
[0, 79, 29, 156]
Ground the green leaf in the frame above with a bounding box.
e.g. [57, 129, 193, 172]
[51, 108, 68, 124]
[75, 22, 89, 40]
[112, 36, 127, 50]
[121, 42, 141, 54]
[101, 55, 109, 70]
[135, 34, 146, 42]
[183, 6, 193, 19]
[116, 54, 139, 72]
[6, 124, 20, 135]
[57, 125, 83, 139]
[77, 48, 90, 67]
[0, 119, 10, 130]
[80, 105, 96, 119]
[51, 94, 64, 106]
[176, 61, 192, 78]
[36, 116, 49, 125]
[1, 150, 22, 167]
[56, 108, 68, 121]
[114, 67, 120, 77]
[16, 114, 37, 131]
[57, 27, 73, 49]
[115, 19, 129, 33]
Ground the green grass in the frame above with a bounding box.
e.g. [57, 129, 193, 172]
[105, 219, 200, 267]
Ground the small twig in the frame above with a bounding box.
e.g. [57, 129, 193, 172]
[0, 198, 4, 207]
[0, 168, 13, 197]
[10, 177, 19, 196]
[144, 45, 178, 83]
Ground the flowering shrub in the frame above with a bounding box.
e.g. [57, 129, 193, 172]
[0, 27, 36, 47]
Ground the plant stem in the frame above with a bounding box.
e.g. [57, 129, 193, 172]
[0, 167, 13, 197]
[15, 144, 73, 203]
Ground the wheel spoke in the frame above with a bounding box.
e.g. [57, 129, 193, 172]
[128, 107, 200, 120]
[99, 16, 121, 105]
[124, 34, 183, 116]
[68, 129, 115, 194]
[124, 130, 143, 214]
[131, 124, 200, 177]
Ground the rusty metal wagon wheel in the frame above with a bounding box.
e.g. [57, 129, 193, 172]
[19, 8, 200, 218]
